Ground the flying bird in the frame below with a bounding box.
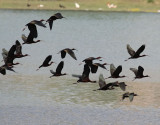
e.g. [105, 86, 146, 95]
[50, 61, 66, 77]
[107, 64, 126, 78]
[125, 44, 148, 61]
[81, 57, 103, 66]
[22, 34, 41, 44]
[90, 63, 109, 73]
[130, 66, 149, 80]
[58, 48, 77, 60]
[46, 13, 65, 30]
[72, 64, 96, 83]
[37, 55, 54, 70]
[122, 92, 137, 102]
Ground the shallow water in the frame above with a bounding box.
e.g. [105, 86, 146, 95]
[0, 10, 160, 124]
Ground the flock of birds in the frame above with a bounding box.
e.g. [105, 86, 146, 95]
[0, 12, 149, 102]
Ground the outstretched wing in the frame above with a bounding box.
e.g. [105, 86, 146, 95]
[110, 64, 116, 76]
[119, 82, 126, 91]
[15, 40, 22, 55]
[66, 49, 77, 60]
[137, 66, 144, 77]
[91, 64, 98, 73]
[134, 44, 145, 57]
[127, 44, 135, 57]
[130, 68, 138, 76]
[112, 65, 122, 77]
[98, 74, 106, 88]
[21, 34, 27, 42]
[28, 23, 37, 38]
[81, 64, 90, 80]
[61, 50, 66, 59]
[50, 70, 56, 75]
[42, 55, 52, 65]
[56, 61, 64, 74]
[129, 93, 134, 102]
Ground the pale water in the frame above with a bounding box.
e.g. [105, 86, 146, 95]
[0, 10, 160, 125]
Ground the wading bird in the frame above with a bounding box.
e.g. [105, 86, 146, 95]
[46, 13, 65, 30]
[37, 55, 54, 70]
[130, 66, 149, 80]
[122, 92, 137, 102]
[96, 74, 126, 91]
[125, 44, 148, 61]
[72, 64, 96, 83]
[58, 48, 77, 60]
[107, 64, 126, 79]
[50, 61, 66, 77]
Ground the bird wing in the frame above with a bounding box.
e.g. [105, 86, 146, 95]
[81, 64, 90, 80]
[42, 55, 52, 65]
[15, 40, 22, 55]
[98, 74, 106, 88]
[2, 48, 8, 63]
[8, 45, 16, 57]
[137, 66, 144, 77]
[56, 61, 64, 74]
[21, 34, 27, 42]
[49, 20, 54, 30]
[119, 82, 126, 91]
[110, 64, 116, 76]
[28, 24, 38, 38]
[127, 44, 135, 57]
[130, 68, 138, 76]
[61, 50, 66, 58]
[112, 65, 122, 77]
[134, 44, 145, 57]
[50, 70, 56, 75]
[54, 13, 64, 19]
[26, 32, 34, 43]
[91, 64, 98, 73]
[0, 66, 6, 75]
[31, 20, 46, 28]
[129, 93, 134, 102]
[66, 49, 77, 60]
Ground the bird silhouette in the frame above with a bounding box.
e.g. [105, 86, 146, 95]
[81, 57, 103, 66]
[130, 66, 149, 80]
[122, 92, 137, 102]
[15, 40, 29, 58]
[22, 34, 41, 44]
[50, 61, 66, 77]
[90, 63, 109, 73]
[107, 64, 126, 78]
[72, 64, 96, 83]
[97, 74, 126, 91]
[37, 55, 54, 70]
[125, 44, 148, 61]
[58, 48, 77, 60]
[46, 13, 65, 30]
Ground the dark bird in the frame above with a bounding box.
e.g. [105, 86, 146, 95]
[15, 40, 29, 58]
[22, 34, 41, 44]
[59, 4, 65, 8]
[107, 64, 126, 78]
[50, 61, 66, 77]
[0, 66, 6, 75]
[125, 44, 148, 61]
[5, 45, 20, 67]
[90, 63, 109, 73]
[130, 66, 149, 80]
[97, 74, 126, 91]
[72, 64, 96, 83]
[81, 57, 103, 66]
[29, 20, 46, 28]
[37, 55, 54, 70]
[46, 13, 65, 30]
[122, 92, 138, 102]
[58, 48, 77, 60]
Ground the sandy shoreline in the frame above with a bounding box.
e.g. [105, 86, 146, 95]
[0, 104, 160, 125]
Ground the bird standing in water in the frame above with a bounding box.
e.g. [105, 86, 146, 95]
[125, 44, 148, 61]
[37, 55, 54, 71]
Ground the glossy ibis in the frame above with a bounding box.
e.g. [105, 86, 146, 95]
[46, 13, 65, 30]
[130, 66, 149, 80]
[91, 63, 109, 73]
[107, 64, 126, 78]
[50, 61, 66, 77]
[97, 74, 126, 91]
[122, 92, 137, 102]
[72, 64, 96, 83]
[37, 55, 54, 70]
[22, 34, 41, 44]
[58, 48, 77, 60]
[125, 44, 148, 61]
